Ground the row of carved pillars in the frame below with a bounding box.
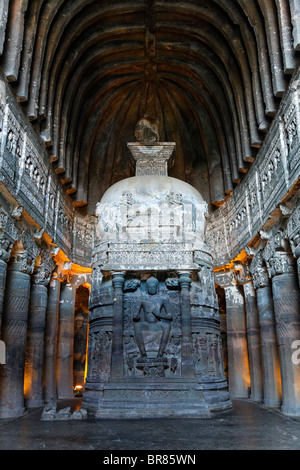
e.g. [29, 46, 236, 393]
[0, 241, 85, 419]
[215, 232, 300, 416]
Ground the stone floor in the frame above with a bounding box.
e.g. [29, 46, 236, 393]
[0, 398, 300, 451]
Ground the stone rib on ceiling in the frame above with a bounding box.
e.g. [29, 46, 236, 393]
[0, 0, 298, 214]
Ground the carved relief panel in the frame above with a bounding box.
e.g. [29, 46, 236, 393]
[122, 276, 181, 379]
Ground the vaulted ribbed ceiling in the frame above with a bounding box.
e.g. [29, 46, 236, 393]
[0, 0, 299, 214]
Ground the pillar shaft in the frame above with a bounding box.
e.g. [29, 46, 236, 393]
[272, 267, 300, 416]
[224, 284, 250, 398]
[0, 266, 31, 418]
[243, 281, 263, 402]
[110, 272, 125, 380]
[178, 271, 195, 378]
[43, 276, 61, 402]
[24, 283, 48, 408]
[256, 285, 282, 407]
[56, 283, 76, 398]
[0, 258, 7, 335]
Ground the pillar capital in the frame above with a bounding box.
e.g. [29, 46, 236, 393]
[32, 249, 55, 287]
[214, 269, 236, 289]
[234, 260, 252, 285]
[266, 250, 296, 277]
[177, 270, 192, 289]
[0, 233, 13, 262]
[111, 271, 125, 289]
[251, 265, 270, 289]
[250, 251, 270, 288]
[8, 249, 34, 274]
[262, 229, 296, 278]
[8, 230, 40, 274]
[0, 206, 21, 262]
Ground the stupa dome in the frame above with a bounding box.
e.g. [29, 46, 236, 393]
[96, 174, 208, 247]
[93, 122, 212, 272]
[96, 141, 208, 248]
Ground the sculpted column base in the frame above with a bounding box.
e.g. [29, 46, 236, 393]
[94, 380, 212, 419]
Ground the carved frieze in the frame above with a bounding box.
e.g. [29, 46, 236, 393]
[0, 89, 81, 264]
[94, 241, 201, 271]
[2, 108, 23, 185]
[287, 203, 300, 259]
[284, 98, 300, 174]
[206, 69, 300, 267]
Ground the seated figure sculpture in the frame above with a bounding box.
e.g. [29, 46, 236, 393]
[133, 276, 172, 359]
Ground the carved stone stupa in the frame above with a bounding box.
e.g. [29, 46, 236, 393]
[83, 119, 231, 418]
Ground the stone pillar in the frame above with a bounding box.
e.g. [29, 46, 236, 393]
[110, 272, 125, 380]
[178, 271, 195, 378]
[215, 270, 250, 399]
[216, 286, 228, 379]
[0, 209, 21, 336]
[0, 249, 32, 418]
[0, 234, 11, 335]
[287, 219, 300, 285]
[43, 274, 61, 402]
[293, 238, 300, 285]
[0, 259, 6, 335]
[24, 255, 53, 408]
[56, 282, 76, 398]
[267, 249, 300, 416]
[251, 261, 282, 408]
[242, 280, 263, 402]
[237, 264, 263, 402]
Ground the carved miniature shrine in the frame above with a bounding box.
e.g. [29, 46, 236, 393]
[83, 121, 231, 418]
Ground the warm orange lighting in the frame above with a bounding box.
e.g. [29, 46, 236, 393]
[74, 384, 83, 396]
[214, 249, 248, 273]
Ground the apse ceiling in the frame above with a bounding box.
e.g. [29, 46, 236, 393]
[0, 0, 299, 214]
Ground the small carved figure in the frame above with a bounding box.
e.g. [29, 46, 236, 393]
[135, 115, 159, 143]
[133, 276, 172, 358]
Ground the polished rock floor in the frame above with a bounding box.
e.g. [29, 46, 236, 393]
[0, 398, 300, 451]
